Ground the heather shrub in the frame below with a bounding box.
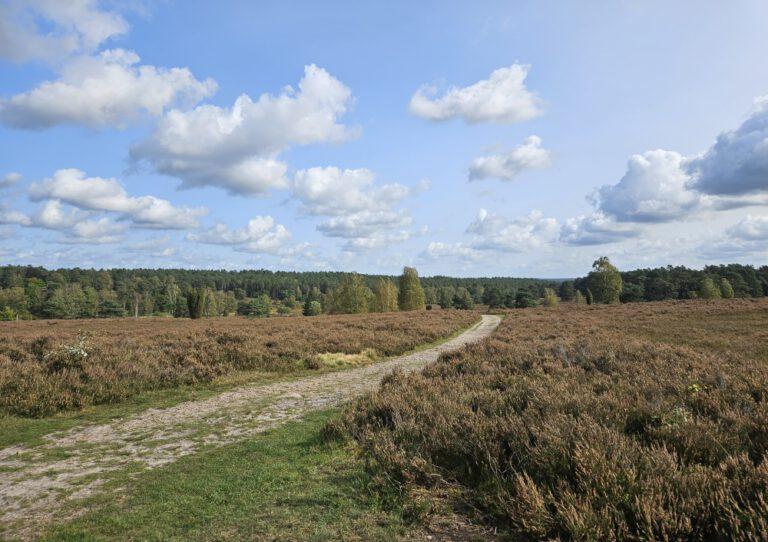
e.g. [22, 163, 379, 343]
[337, 300, 768, 540]
[0, 310, 478, 417]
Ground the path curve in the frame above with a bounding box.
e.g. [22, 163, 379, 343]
[0, 314, 500, 540]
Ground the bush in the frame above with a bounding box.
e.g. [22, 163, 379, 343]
[542, 288, 559, 307]
[337, 300, 768, 540]
[514, 291, 538, 308]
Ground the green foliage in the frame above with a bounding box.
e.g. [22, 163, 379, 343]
[239, 295, 271, 318]
[452, 287, 474, 310]
[304, 300, 322, 316]
[330, 274, 370, 314]
[515, 291, 538, 308]
[186, 289, 205, 319]
[698, 277, 722, 299]
[0, 306, 16, 321]
[620, 282, 645, 303]
[558, 281, 575, 302]
[586, 289, 594, 305]
[587, 257, 623, 304]
[574, 290, 586, 304]
[397, 267, 426, 311]
[372, 278, 399, 312]
[482, 286, 505, 308]
[720, 278, 734, 299]
[542, 287, 559, 307]
[437, 286, 454, 309]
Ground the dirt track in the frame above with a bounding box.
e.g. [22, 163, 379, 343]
[0, 314, 500, 540]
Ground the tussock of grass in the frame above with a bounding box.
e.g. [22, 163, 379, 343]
[314, 348, 379, 368]
[336, 299, 768, 540]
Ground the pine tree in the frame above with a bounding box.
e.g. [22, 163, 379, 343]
[452, 287, 474, 309]
[398, 267, 426, 311]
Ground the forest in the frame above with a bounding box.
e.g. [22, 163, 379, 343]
[0, 262, 766, 320]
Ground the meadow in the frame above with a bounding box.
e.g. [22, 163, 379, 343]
[336, 299, 768, 540]
[0, 310, 478, 417]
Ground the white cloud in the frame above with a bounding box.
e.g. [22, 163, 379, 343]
[131, 65, 356, 195]
[29, 168, 207, 229]
[728, 214, 768, 241]
[559, 212, 641, 246]
[292, 167, 409, 216]
[409, 64, 542, 124]
[594, 150, 701, 223]
[0, 172, 22, 189]
[469, 136, 551, 181]
[467, 208, 558, 252]
[1, 199, 125, 244]
[316, 209, 412, 238]
[0, 0, 128, 63]
[0, 49, 217, 129]
[687, 97, 768, 196]
[188, 216, 292, 254]
[420, 241, 481, 261]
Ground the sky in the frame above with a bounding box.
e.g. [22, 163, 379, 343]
[1, 0, 768, 278]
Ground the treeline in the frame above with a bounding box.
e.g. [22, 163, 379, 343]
[0, 265, 557, 320]
[567, 262, 768, 304]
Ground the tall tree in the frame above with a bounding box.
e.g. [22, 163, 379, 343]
[330, 274, 371, 314]
[587, 257, 623, 304]
[398, 267, 426, 311]
[698, 277, 721, 299]
[372, 278, 399, 312]
[720, 278, 735, 299]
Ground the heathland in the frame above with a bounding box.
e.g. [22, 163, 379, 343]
[336, 299, 768, 540]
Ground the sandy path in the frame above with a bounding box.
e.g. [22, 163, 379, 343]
[0, 315, 500, 540]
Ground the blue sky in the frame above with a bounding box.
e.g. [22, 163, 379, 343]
[2, 0, 768, 277]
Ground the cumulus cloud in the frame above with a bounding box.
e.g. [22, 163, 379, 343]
[0, 0, 128, 63]
[292, 167, 409, 216]
[188, 216, 292, 254]
[687, 97, 768, 196]
[467, 208, 558, 252]
[0, 199, 125, 244]
[559, 212, 641, 246]
[469, 136, 551, 181]
[131, 65, 356, 195]
[0, 49, 217, 129]
[0, 172, 22, 189]
[291, 166, 416, 250]
[409, 64, 542, 124]
[421, 241, 480, 261]
[593, 150, 705, 223]
[29, 168, 207, 229]
[728, 214, 768, 241]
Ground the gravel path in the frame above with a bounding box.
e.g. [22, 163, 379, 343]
[0, 315, 500, 540]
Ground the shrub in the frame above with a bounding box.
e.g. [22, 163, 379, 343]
[542, 288, 559, 307]
[514, 291, 538, 308]
[337, 300, 768, 540]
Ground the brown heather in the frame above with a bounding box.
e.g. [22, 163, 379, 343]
[0, 310, 478, 417]
[338, 299, 768, 541]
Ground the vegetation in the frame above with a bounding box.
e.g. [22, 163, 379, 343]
[398, 267, 426, 311]
[336, 299, 768, 540]
[43, 410, 417, 541]
[542, 287, 559, 307]
[372, 278, 399, 313]
[0, 265, 556, 320]
[586, 256, 623, 304]
[0, 310, 478, 417]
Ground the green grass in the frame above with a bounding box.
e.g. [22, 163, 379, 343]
[40, 410, 414, 542]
